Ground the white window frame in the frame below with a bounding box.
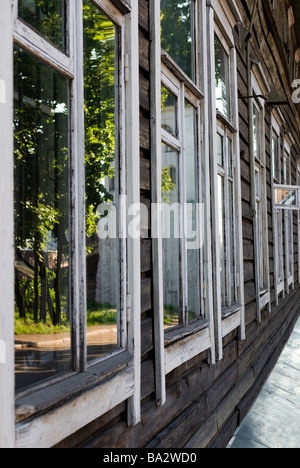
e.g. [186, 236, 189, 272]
[160, 64, 215, 360]
[216, 123, 238, 311]
[208, 0, 245, 361]
[160, 0, 201, 88]
[0, 0, 15, 448]
[297, 162, 300, 284]
[150, 0, 216, 407]
[283, 138, 295, 293]
[250, 70, 271, 321]
[271, 112, 285, 304]
[0, 0, 141, 448]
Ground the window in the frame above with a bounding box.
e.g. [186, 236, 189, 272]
[217, 127, 237, 310]
[253, 98, 270, 311]
[150, 0, 216, 390]
[18, 0, 66, 50]
[215, 34, 231, 119]
[283, 139, 295, 292]
[209, 3, 245, 360]
[10, 0, 141, 447]
[14, 46, 71, 391]
[83, 0, 121, 362]
[297, 162, 300, 283]
[160, 0, 198, 81]
[161, 69, 205, 331]
[271, 112, 285, 301]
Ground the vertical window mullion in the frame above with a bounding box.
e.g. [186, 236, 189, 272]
[179, 83, 187, 326]
[197, 104, 205, 318]
[223, 137, 231, 307]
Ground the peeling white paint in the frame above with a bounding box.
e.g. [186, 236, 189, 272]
[0, 339, 6, 364]
[0, 79, 6, 104]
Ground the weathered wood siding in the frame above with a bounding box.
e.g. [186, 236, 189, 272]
[56, 0, 300, 448]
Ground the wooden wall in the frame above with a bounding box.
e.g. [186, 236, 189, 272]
[56, 0, 300, 448]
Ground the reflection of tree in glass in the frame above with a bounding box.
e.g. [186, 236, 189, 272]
[18, 0, 65, 50]
[162, 167, 176, 203]
[14, 47, 69, 327]
[161, 0, 193, 78]
[83, 0, 117, 240]
[215, 36, 229, 118]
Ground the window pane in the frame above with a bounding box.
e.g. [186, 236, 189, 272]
[185, 101, 201, 322]
[288, 212, 293, 276]
[161, 86, 178, 138]
[227, 137, 233, 178]
[14, 47, 70, 392]
[217, 133, 223, 167]
[229, 181, 236, 303]
[161, 0, 195, 79]
[218, 175, 226, 308]
[275, 188, 298, 207]
[215, 36, 230, 118]
[283, 151, 290, 184]
[253, 106, 260, 160]
[272, 136, 280, 181]
[84, 1, 120, 361]
[162, 144, 181, 328]
[258, 201, 265, 290]
[277, 211, 283, 282]
[18, 0, 66, 50]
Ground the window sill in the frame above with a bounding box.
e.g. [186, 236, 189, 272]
[164, 324, 212, 375]
[259, 290, 270, 310]
[164, 319, 208, 346]
[15, 350, 132, 424]
[222, 303, 242, 319]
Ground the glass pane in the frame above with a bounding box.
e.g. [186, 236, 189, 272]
[227, 137, 233, 178]
[14, 47, 70, 392]
[229, 181, 236, 304]
[275, 188, 298, 207]
[215, 36, 230, 118]
[217, 133, 223, 167]
[161, 86, 178, 138]
[18, 0, 66, 50]
[277, 211, 283, 282]
[162, 144, 181, 328]
[253, 106, 260, 160]
[218, 175, 226, 308]
[161, 0, 195, 79]
[258, 201, 266, 290]
[288, 212, 293, 276]
[83, 1, 120, 361]
[272, 136, 280, 181]
[185, 101, 201, 322]
[283, 151, 290, 184]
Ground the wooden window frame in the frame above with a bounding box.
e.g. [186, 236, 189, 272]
[254, 97, 271, 312]
[271, 112, 285, 304]
[283, 138, 295, 293]
[250, 71, 271, 321]
[160, 0, 201, 88]
[150, 0, 216, 407]
[160, 64, 215, 361]
[0, 0, 141, 448]
[208, 0, 245, 361]
[216, 123, 239, 312]
[297, 162, 300, 284]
